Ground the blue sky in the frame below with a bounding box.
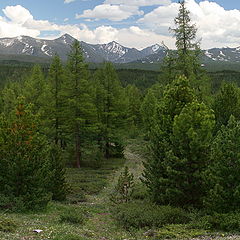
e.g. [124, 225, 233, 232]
[0, 0, 239, 49]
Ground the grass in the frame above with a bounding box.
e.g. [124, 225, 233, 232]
[0, 157, 127, 240]
[1, 140, 240, 240]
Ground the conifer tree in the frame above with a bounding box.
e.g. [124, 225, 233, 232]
[22, 65, 46, 114]
[65, 40, 97, 167]
[125, 84, 142, 127]
[143, 76, 196, 204]
[140, 90, 158, 136]
[143, 75, 214, 207]
[94, 62, 128, 158]
[204, 116, 240, 212]
[213, 82, 240, 131]
[162, 0, 208, 95]
[46, 55, 66, 146]
[0, 98, 51, 211]
[170, 101, 215, 206]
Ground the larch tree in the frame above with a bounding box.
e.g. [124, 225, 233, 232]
[94, 62, 128, 158]
[46, 55, 66, 146]
[163, 0, 208, 96]
[64, 40, 97, 168]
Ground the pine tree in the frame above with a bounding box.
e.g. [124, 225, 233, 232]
[143, 76, 196, 204]
[0, 98, 51, 211]
[170, 101, 215, 207]
[143, 75, 215, 207]
[204, 116, 240, 212]
[64, 40, 97, 168]
[212, 82, 240, 131]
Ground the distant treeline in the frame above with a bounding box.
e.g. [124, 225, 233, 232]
[1, 62, 240, 94]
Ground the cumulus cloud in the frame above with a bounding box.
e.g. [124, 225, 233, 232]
[138, 0, 240, 49]
[104, 0, 171, 7]
[3, 5, 33, 24]
[76, 4, 143, 21]
[2, 2, 240, 50]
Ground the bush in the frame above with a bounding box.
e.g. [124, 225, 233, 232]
[131, 183, 148, 200]
[111, 201, 190, 229]
[59, 209, 85, 224]
[0, 218, 18, 232]
[110, 166, 134, 203]
[190, 212, 240, 232]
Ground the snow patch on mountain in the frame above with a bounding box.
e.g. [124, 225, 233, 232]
[0, 39, 15, 47]
[41, 43, 52, 56]
[152, 44, 160, 52]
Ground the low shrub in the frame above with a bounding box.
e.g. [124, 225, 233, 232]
[189, 212, 240, 232]
[111, 201, 190, 229]
[156, 224, 207, 239]
[0, 218, 18, 232]
[59, 209, 86, 225]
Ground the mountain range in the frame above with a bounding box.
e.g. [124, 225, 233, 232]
[0, 33, 240, 65]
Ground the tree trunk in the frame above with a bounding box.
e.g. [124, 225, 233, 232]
[105, 141, 110, 159]
[75, 133, 81, 168]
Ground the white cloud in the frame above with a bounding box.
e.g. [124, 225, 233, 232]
[104, 0, 171, 7]
[76, 4, 143, 21]
[3, 5, 33, 24]
[117, 26, 175, 49]
[138, 0, 240, 49]
[64, 0, 75, 3]
[138, 3, 178, 35]
[2, 2, 240, 50]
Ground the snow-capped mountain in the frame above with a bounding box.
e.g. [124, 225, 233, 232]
[0, 34, 240, 65]
[0, 34, 166, 63]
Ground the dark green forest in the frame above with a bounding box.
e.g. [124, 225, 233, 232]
[2, 1, 240, 240]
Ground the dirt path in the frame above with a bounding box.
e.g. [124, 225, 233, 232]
[84, 144, 240, 240]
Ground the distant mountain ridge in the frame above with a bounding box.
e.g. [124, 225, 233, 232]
[0, 34, 239, 65]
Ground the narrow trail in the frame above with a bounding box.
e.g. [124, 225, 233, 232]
[82, 144, 146, 240]
[83, 145, 240, 240]
[87, 144, 145, 205]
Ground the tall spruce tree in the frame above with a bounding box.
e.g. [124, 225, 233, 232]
[64, 40, 97, 168]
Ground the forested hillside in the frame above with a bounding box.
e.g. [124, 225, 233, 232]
[1, 1, 240, 240]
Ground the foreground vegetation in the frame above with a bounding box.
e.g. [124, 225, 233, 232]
[1, 141, 240, 240]
[2, 1, 240, 239]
